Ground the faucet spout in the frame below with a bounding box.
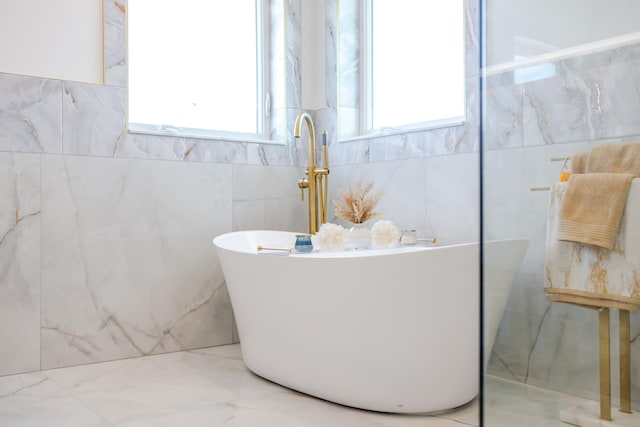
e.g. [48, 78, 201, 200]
[294, 112, 316, 168]
[294, 111, 329, 235]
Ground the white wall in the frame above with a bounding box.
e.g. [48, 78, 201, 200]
[0, 0, 102, 83]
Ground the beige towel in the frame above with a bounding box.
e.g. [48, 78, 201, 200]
[557, 173, 634, 249]
[586, 142, 640, 175]
[558, 142, 640, 249]
[545, 180, 640, 311]
[571, 151, 589, 174]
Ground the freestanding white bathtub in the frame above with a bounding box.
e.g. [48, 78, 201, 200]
[214, 230, 527, 414]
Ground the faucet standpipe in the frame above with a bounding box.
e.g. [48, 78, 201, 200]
[294, 112, 330, 234]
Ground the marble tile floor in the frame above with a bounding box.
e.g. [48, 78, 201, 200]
[0, 342, 615, 427]
[0, 344, 478, 427]
[484, 376, 638, 427]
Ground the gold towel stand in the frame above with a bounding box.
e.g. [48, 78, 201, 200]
[598, 307, 631, 421]
[590, 307, 631, 421]
[549, 300, 633, 421]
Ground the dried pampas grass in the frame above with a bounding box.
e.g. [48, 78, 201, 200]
[334, 180, 383, 224]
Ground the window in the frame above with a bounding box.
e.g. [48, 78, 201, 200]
[127, 0, 271, 141]
[362, 0, 465, 134]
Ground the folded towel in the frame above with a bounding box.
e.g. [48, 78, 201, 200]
[570, 151, 589, 174]
[557, 173, 634, 249]
[586, 142, 640, 175]
[557, 142, 640, 249]
[545, 180, 640, 310]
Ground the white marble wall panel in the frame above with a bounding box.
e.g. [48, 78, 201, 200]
[483, 81, 524, 150]
[325, 0, 338, 111]
[232, 164, 306, 233]
[523, 70, 603, 146]
[40, 155, 234, 369]
[484, 42, 640, 149]
[464, 0, 480, 79]
[62, 82, 126, 156]
[0, 74, 62, 154]
[313, 107, 338, 148]
[104, 0, 127, 87]
[286, 0, 302, 111]
[328, 159, 429, 238]
[0, 153, 41, 376]
[425, 153, 480, 245]
[596, 58, 640, 139]
[248, 137, 298, 168]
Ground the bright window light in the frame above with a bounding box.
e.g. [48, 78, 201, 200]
[365, 0, 465, 132]
[128, 0, 268, 139]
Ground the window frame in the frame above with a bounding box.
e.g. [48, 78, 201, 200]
[127, 0, 276, 144]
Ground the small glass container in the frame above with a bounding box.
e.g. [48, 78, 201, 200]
[294, 234, 313, 253]
[400, 229, 417, 246]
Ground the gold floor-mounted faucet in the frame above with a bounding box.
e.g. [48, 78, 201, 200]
[294, 112, 329, 235]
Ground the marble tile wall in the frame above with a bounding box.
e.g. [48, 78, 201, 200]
[0, 0, 306, 376]
[40, 156, 234, 370]
[483, 42, 640, 408]
[0, 153, 41, 376]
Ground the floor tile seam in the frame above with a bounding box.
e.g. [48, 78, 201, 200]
[107, 389, 296, 426]
[433, 413, 479, 427]
[105, 400, 228, 427]
[361, 410, 478, 427]
[184, 348, 242, 361]
[40, 371, 116, 426]
[217, 388, 296, 408]
[485, 375, 604, 404]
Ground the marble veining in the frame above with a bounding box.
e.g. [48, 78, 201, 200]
[285, 0, 302, 111]
[484, 41, 640, 150]
[63, 82, 126, 156]
[0, 153, 41, 376]
[0, 74, 62, 154]
[104, 0, 127, 87]
[40, 155, 234, 369]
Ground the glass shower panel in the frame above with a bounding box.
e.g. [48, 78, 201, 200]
[482, 0, 640, 425]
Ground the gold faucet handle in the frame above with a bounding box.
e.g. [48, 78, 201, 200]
[298, 178, 308, 201]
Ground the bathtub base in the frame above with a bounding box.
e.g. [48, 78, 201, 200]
[251, 365, 477, 415]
